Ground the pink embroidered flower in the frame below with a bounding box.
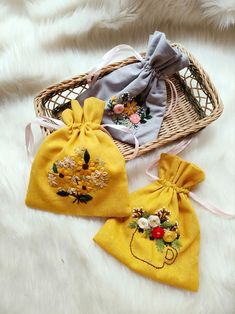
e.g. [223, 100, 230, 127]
[129, 113, 140, 124]
[113, 104, 124, 114]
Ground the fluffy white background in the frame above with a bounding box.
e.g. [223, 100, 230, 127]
[0, 1, 235, 313]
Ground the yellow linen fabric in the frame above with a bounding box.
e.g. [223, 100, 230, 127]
[26, 97, 130, 217]
[94, 154, 205, 291]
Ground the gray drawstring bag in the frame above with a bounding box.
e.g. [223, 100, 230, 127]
[77, 31, 189, 145]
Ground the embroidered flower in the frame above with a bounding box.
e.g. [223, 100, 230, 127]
[123, 100, 138, 115]
[113, 104, 124, 114]
[163, 231, 177, 243]
[48, 173, 57, 186]
[129, 208, 181, 252]
[132, 208, 144, 218]
[151, 227, 165, 239]
[137, 217, 149, 230]
[129, 113, 140, 124]
[110, 96, 117, 105]
[148, 215, 160, 228]
[155, 207, 170, 222]
[108, 93, 152, 129]
[63, 156, 76, 168]
[48, 148, 109, 204]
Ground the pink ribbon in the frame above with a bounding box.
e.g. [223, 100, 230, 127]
[145, 138, 192, 180]
[25, 116, 139, 161]
[165, 78, 179, 117]
[86, 44, 144, 86]
[145, 139, 235, 219]
[86, 44, 178, 116]
[25, 116, 65, 162]
[101, 124, 139, 159]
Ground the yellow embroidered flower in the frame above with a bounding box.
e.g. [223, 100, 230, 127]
[123, 100, 138, 116]
[76, 158, 96, 175]
[163, 231, 177, 243]
[110, 96, 117, 106]
[76, 180, 94, 194]
[48, 148, 109, 204]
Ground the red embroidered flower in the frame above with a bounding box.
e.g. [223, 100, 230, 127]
[151, 227, 165, 239]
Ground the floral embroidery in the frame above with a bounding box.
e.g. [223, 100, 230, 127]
[107, 92, 152, 129]
[48, 148, 109, 204]
[129, 207, 181, 252]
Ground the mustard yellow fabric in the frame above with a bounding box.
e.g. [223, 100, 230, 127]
[94, 154, 205, 291]
[26, 97, 130, 217]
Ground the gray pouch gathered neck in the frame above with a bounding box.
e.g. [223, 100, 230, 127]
[77, 31, 189, 145]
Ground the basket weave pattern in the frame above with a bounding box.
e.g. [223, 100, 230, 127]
[34, 44, 223, 160]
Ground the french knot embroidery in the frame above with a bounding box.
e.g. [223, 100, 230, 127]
[158, 179, 189, 195]
[129, 207, 181, 269]
[129, 207, 181, 253]
[48, 147, 109, 204]
[107, 92, 153, 129]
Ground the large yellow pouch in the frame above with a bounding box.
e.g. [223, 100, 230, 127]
[26, 97, 130, 217]
[94, 153, 205, 291]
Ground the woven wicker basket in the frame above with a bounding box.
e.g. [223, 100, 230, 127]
[34, 43, 223, 160]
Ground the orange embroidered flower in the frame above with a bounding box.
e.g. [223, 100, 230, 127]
[123, 100, 138, 116]
[163, 231, 177, 243]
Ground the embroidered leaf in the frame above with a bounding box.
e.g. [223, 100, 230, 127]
[57, 190, 70, 197]
[156, 238, 165, 252]
[84, 149, 90, 164]
[141, 113, 145, 120]
[171, 239, 181, 250]
[146, 107, 150, 115]
[142, 211, 150, 219]
[129, 221, 137, 229]
[52, 163, 58, 173]
[145, 228, 152, 238]
[78, 194, 93, 203]
[161, 221, 173, 228]
[107, 103, 113, 110]
[146, 115, 152, 120]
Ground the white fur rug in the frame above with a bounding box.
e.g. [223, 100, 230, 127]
[0, 1, 235, 313]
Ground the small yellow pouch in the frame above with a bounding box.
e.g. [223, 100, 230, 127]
[94, 153, 205, 291]
[26, 97, 130, 217]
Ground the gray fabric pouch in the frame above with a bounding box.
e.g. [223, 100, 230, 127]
[77, 31, 189, 145]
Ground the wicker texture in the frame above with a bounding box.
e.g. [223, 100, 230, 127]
[34, 43, 223, 160]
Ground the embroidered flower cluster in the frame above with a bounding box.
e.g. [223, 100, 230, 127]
[129, 207, 181, 252]
[107, 92, 152, 129]
[48, 148, 109, 204]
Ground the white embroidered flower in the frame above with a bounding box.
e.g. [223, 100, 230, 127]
[148, 215, 160, 228]
[137, 217, 149, 230]
[71, 175, 80, 183]
[57, 161, 64, 168]
[63, 156, 76, 168]
[48, 173, 57, 186]
[67, 187, 76, 194]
